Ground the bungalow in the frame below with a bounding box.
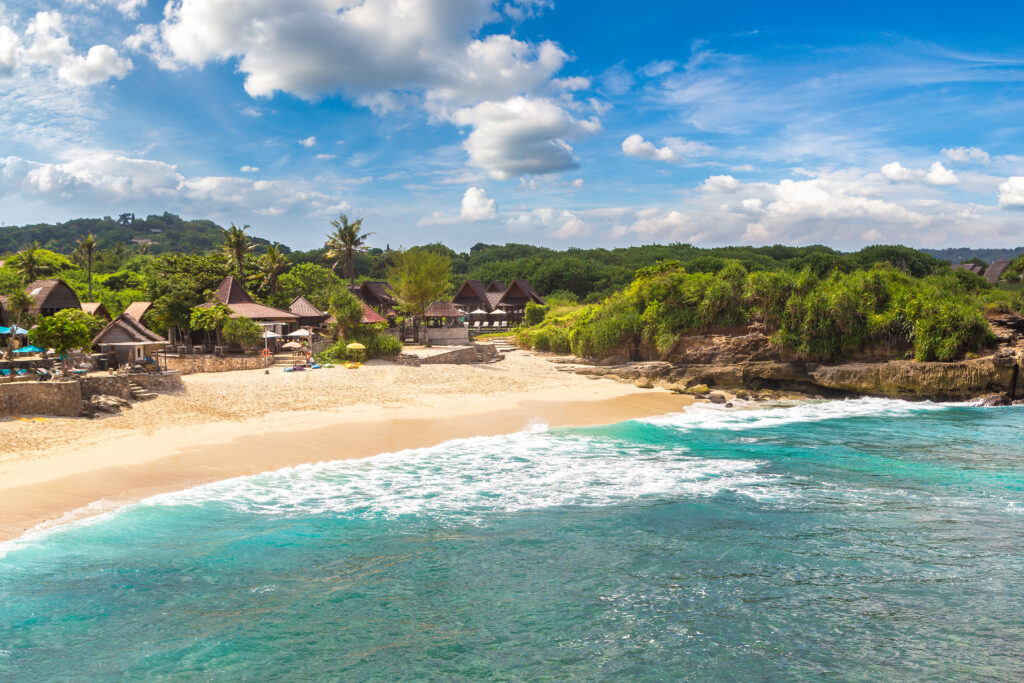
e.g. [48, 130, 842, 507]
[452, 278, 545, 323]
[326, 301, 386, 327]
[485, 280, 506, 293]
[289, 295, 330, 328]
[349, 281, 399, 317]
[494, 279, 546, 321]
[124, 301, 153, 324]
[81, 302, 112, 322]
[92, 313, 167, 366]
[26, 279, 81, 318]
[984, 260, 1012, 284]
[197, 276, 298, 333]
[452, 279, 500, 313]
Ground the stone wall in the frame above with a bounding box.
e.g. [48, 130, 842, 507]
[425, 327, 470, 345]
[78, 371, 183, 399]
[163, 354, 266, 375]
[0, 381, 81, 417]
[133, 371, 184, 392]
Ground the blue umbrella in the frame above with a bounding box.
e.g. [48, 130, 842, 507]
[0, 326, 29, 335]
[13, 345, 44, 354]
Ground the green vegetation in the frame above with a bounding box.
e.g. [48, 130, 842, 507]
[388, 246, 452, 317]
[516, 261, 1005, 363]
[317, 325, 402, 363]
[325, 214, 374, 285]
[29, 309, 100, 367]
[222, 316, 262, 351]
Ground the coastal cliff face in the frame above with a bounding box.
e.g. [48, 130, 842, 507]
[567, 328, 1023, 401]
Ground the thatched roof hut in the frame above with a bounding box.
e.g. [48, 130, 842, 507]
[495, 278, 546, 310]
[26, 279, 81, 318]
[289, 295, 329, 327]
[81, 302, 112, 321]
[452, 279, 494, 312]
[348, 281, 398, 316]
[486, 280, 507, 292]
[423, 301, 463, 318]
[984, 260, 1012, 284]
[124, 301, 153, 322]
[197, 276, 298, 323]
[92, 313, 166, 365]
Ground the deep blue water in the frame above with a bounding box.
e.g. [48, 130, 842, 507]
[2, 399, 1023, 680]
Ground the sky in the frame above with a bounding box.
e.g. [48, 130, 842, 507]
[1, 0, 1023, 252]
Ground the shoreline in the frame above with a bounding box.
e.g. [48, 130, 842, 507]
[0, 387, 689, 543]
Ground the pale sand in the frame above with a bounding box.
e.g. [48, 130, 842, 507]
[0, 352, 690, 541]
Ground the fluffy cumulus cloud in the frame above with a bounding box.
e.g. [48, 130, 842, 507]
[131, 0, 595, 178]
[701, 174, 741, 192]
[881, 160, 958, 186]
[621, 134, 711, 162]
[942, 146, 990, 164]
[0, 10, 132, 84]
[924, 161, 958, 186]
[65, 0, 148, 19]
[454, 97, 600, 179]
[0, 151, 350, 218]
[998, 177, 1024, 210]
[460, 186, 497, 221]
[299, 136, 316, 148]
[508, 208, 588, 239]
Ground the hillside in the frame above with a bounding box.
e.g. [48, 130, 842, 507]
[0, 213, 281, 255]
[920, 247, 1024, 266]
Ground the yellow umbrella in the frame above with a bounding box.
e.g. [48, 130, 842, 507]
[346, 342, 366, 350]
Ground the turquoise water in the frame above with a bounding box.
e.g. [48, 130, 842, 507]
[2, 399, 1023, 680]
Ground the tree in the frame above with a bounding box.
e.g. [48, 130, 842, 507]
[325, 215, 373, 285]
[78, 233, 97, 300]
[222, 223, 254, 283]
[327, 289, 364, 339]
[258, 245, 290, 296]
[388, 247, 452, 318]
[277, 263, 345, 310]
[3, 289, 33, 360]
[29, 309, 95, 370]
[222, 315, 262, 352]
[16, 242, 44, 282]
[189, 304, 230, 347]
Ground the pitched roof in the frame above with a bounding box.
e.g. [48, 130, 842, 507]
[213, 276, 254, 305]
[424, 301, 463, 318]
[486, 280, 507, 292]
[25, 279, 81, 316]
[496, 279, 546, 307]
[289, 295, 326, 319]
[327, 301, 386, 325]
[452, 280, 492, 310]
[80, 302, 111, 320]
[984, 260, 1012, 284]
[93, 313, 166, 346]
[124, 301, 153, 320]
[362, 281, 395, 303]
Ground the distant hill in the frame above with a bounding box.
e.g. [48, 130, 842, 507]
[0, 212, 284, 255]
[920, 247, 1024, 266]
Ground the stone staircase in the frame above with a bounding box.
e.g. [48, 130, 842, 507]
[126, 380, 158, 401]
[484, 336, 519, 353]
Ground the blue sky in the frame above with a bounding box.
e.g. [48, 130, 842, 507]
[1, 0, 1023, 251]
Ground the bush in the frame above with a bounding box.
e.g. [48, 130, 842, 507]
[523, 301, 548, 326]
[316, 328, 402, 363]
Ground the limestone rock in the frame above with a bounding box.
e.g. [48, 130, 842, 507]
[708, 392, 728, 404]
[810, 358, 1016, 400]
[634, 377, 653, 389]
[687, 384, 710, 395]
[980, 393, 1012, 407]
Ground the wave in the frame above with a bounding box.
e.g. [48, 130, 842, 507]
[144, 427, 778, 520]
[641, 396, 955, 433]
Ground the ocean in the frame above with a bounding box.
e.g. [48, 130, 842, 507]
[1, 398, 1022, 680]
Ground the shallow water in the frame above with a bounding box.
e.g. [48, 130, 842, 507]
[2, 398, 1023, 680]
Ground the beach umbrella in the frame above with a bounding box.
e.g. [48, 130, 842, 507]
[282, 341, 303, 349]
[13, 345, 43, 354]
[261, 330, 281, 338]
[0, 326, 29, 336]
[469, 309, 487, 315]
[345, 342, 366, 350]
[287, 329, 310, 337]
[488, 309, 506, 315]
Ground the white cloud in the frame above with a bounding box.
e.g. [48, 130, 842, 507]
[998, 177, 1024, 209]
[507, 207, 588, 239]
[453, 96, 600, 179]
[622, 134, 712, 163]
[701, 174, 741, 192]
[881, 161, 917, 182]
[0, 10, 132, 85]
[65, 0, 148, 19]
[571, 178, 583, 188]
[460, 186, 497, 221]
[640, 60, 676, 78]
[925, 161, 958, 186]
[299, 136, 317, 148]
[240, 165, 258, 172]
[942, 146, 990, 165]
[315, 153, 336, 160]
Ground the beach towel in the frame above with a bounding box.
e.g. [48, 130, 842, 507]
[0, 369, 10, 377]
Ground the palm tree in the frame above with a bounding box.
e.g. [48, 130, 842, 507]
[4, 288, 32, 360]
[17, 242, 43, 283]
[78, 233, 97, 300]
[325, 215, 374, 285]
[259, 245, 290, 295]
[222, 223, 254, 283]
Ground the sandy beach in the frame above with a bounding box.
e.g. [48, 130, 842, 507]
[0, 352, 690, 541]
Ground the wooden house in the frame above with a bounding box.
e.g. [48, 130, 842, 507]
[92, 313, 167, 366]
[25, 279, 80, 318]
[348, 281, 398, 317]
[288, 296, 329, 328]
[196, 276, 298, 331]
[123, 301, 153, 324]
[80, 302, 112, 322]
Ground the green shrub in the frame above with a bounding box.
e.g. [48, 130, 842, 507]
[524, 301, 548, 326]
[316, 328, 402, 363]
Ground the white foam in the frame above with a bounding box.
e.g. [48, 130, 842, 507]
[144, 429, 778, 520]
[642, 396, 952, 433]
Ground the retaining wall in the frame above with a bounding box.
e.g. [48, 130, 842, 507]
[163, 354, 266, 375]
[79, 372, 183, 400]
[0, 381, 82, 418]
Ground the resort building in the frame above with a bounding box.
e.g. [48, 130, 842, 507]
[25, 279, 81, 318]
[452, 279, 501, 314]
[197, 276, 298, 333]
[92, 313, 167, 366]
[349, 281, 399, 318]
[486, 280, 506, 293]
[984, 260, 1012, 284]
[493, 279, 546, 320]
[288, 296, 330, 328]
[452, 278, 545, 324]
[80, 302, 112, 322]
[123, 301, 154, 325]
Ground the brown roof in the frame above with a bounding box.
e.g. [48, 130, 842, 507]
[496, 278, 545, 308]
[452, 280, 492, 311]
[326, 301, 387, 325]
[25, 279, 81, 317]
[202, 276, 298, 322]
[984, 260, 1012, 284]
[124, 301, 153, 320]
[486, 280, 506, 292]
[81, 302, 111, 320]
[424, 301, 463, 318]
[289, 295, 326, 319]
[93, 313, 166, 346]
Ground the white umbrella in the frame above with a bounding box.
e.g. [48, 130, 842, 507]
[287, 329, 310, 337]
[262, 330, 281, 338]
[469, 308, 487, 315]
[488, 309, 506, 315]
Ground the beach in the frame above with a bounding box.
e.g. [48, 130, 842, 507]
[0, 352, 688, 541]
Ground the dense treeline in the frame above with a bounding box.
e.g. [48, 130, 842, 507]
[517, 260, 1017, 363]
